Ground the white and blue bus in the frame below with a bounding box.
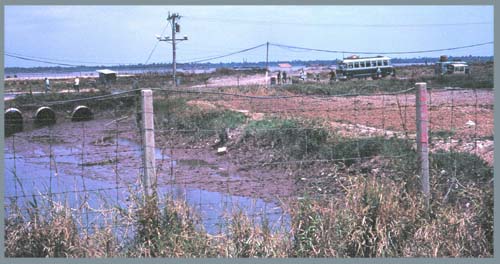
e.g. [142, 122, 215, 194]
[336, 55, 395, 80]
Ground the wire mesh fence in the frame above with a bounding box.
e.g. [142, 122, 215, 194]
[3, 82, 494, 253]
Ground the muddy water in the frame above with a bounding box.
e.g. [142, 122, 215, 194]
[4, 119, 289, 234]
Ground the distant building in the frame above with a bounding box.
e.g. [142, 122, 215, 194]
[96, 69, 117, 84]
[278, 63, 292, 72]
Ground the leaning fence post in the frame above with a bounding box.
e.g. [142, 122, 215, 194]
[416, 82, 430, 210]
[140, 89, 156, 198]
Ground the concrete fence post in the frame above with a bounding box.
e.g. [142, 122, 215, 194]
[416, 82, 430, 210]
[140, 89, 156, 198]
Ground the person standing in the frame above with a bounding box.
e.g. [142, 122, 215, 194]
[300, 69, 306, 81]
[376, 67, 382, 79]
[282, 71, 287, 84]
[132, 77, 139, 89]
[277, 71, 282, 85]
[74, 77, 80, 92]
[44, 77, 51, 93]
[329, 70, 337, 84]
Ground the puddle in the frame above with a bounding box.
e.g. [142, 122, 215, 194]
[177, 159, 218, 170]
[4, 135, 289, 234]
[157, 185, 289, 233]
[117, 138, 164, 160]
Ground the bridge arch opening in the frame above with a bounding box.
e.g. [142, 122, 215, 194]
[5, 108, 23, 136]
[71, 105, 93, 122]
[34, 106, 56, 126]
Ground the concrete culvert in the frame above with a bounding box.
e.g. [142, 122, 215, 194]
[35, 106, 56, 126]
[5, 108, 23, 136]
[71, 105, 93, 122]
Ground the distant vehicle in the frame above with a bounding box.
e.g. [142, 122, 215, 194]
[336, 55, 394, 80]
[434, 56, 470, 75]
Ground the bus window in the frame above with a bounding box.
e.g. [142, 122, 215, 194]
[371, 61, 377, 67]
[354, 62, 359, 68]
[360, 61, 365, 67]
[377, 60, 382, 66]
[348, 63, 353, 68]
[383, 60, 388, 66]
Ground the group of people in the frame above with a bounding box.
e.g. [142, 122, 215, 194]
[274, 69, 333, 84]
[276, 70, 288, 85]
[299, 68, 330, 83]
[297, 68, 336, 83]
[43, 77, 80, 93]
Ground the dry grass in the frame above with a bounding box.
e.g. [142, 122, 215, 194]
[4, 199, 118, 257]
[5, 170, 492, 258]
[289, 174, 492, 257]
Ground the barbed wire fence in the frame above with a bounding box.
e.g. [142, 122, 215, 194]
[4, 78, 494, 239]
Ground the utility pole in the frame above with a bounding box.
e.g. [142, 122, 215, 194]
[266, 42, 269, 71]
[265, 42, 269, 87]
[157, 12, 188, 87]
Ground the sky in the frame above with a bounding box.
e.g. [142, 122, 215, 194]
[4, 5, 494, 68]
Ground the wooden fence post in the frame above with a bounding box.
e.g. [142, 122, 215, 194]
[416, 82, 430, 210]
[140, 89, 156, 198]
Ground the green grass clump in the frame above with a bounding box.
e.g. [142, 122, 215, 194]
[430, 130, 455, 140]
[318, 136, 413, 166]
[155, 97, 246, 139]
[127, 197, 214, 257]
[429, 150, 493, 208]
[430, 150, 492, 183]
[282, 78, 414, 96]
[244, 118, 328, 159]
[421, 74, 493, 89]
[244, 116, 413, 165]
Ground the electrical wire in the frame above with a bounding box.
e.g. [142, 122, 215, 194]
[186, 16, 492, 28]
[270, 41, 494, 55]
[5, 52, 126, 66]
[6, 41, 493, 68]
[179, 43, 267, 64]
[145, 21, 171, 65]
[5, 53, 84, 67]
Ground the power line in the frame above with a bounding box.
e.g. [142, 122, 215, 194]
[179, 43, 266, 64]
[5, 53, 84, 67]
[144, 21, 171, 65]
[270, 41, 494, 55]
[5, 52, 126, 66]
[186, 16, 492, 28]
[6, 41, 493, 68]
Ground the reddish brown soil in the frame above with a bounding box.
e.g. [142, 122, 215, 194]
[214, 89, 494, 164]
